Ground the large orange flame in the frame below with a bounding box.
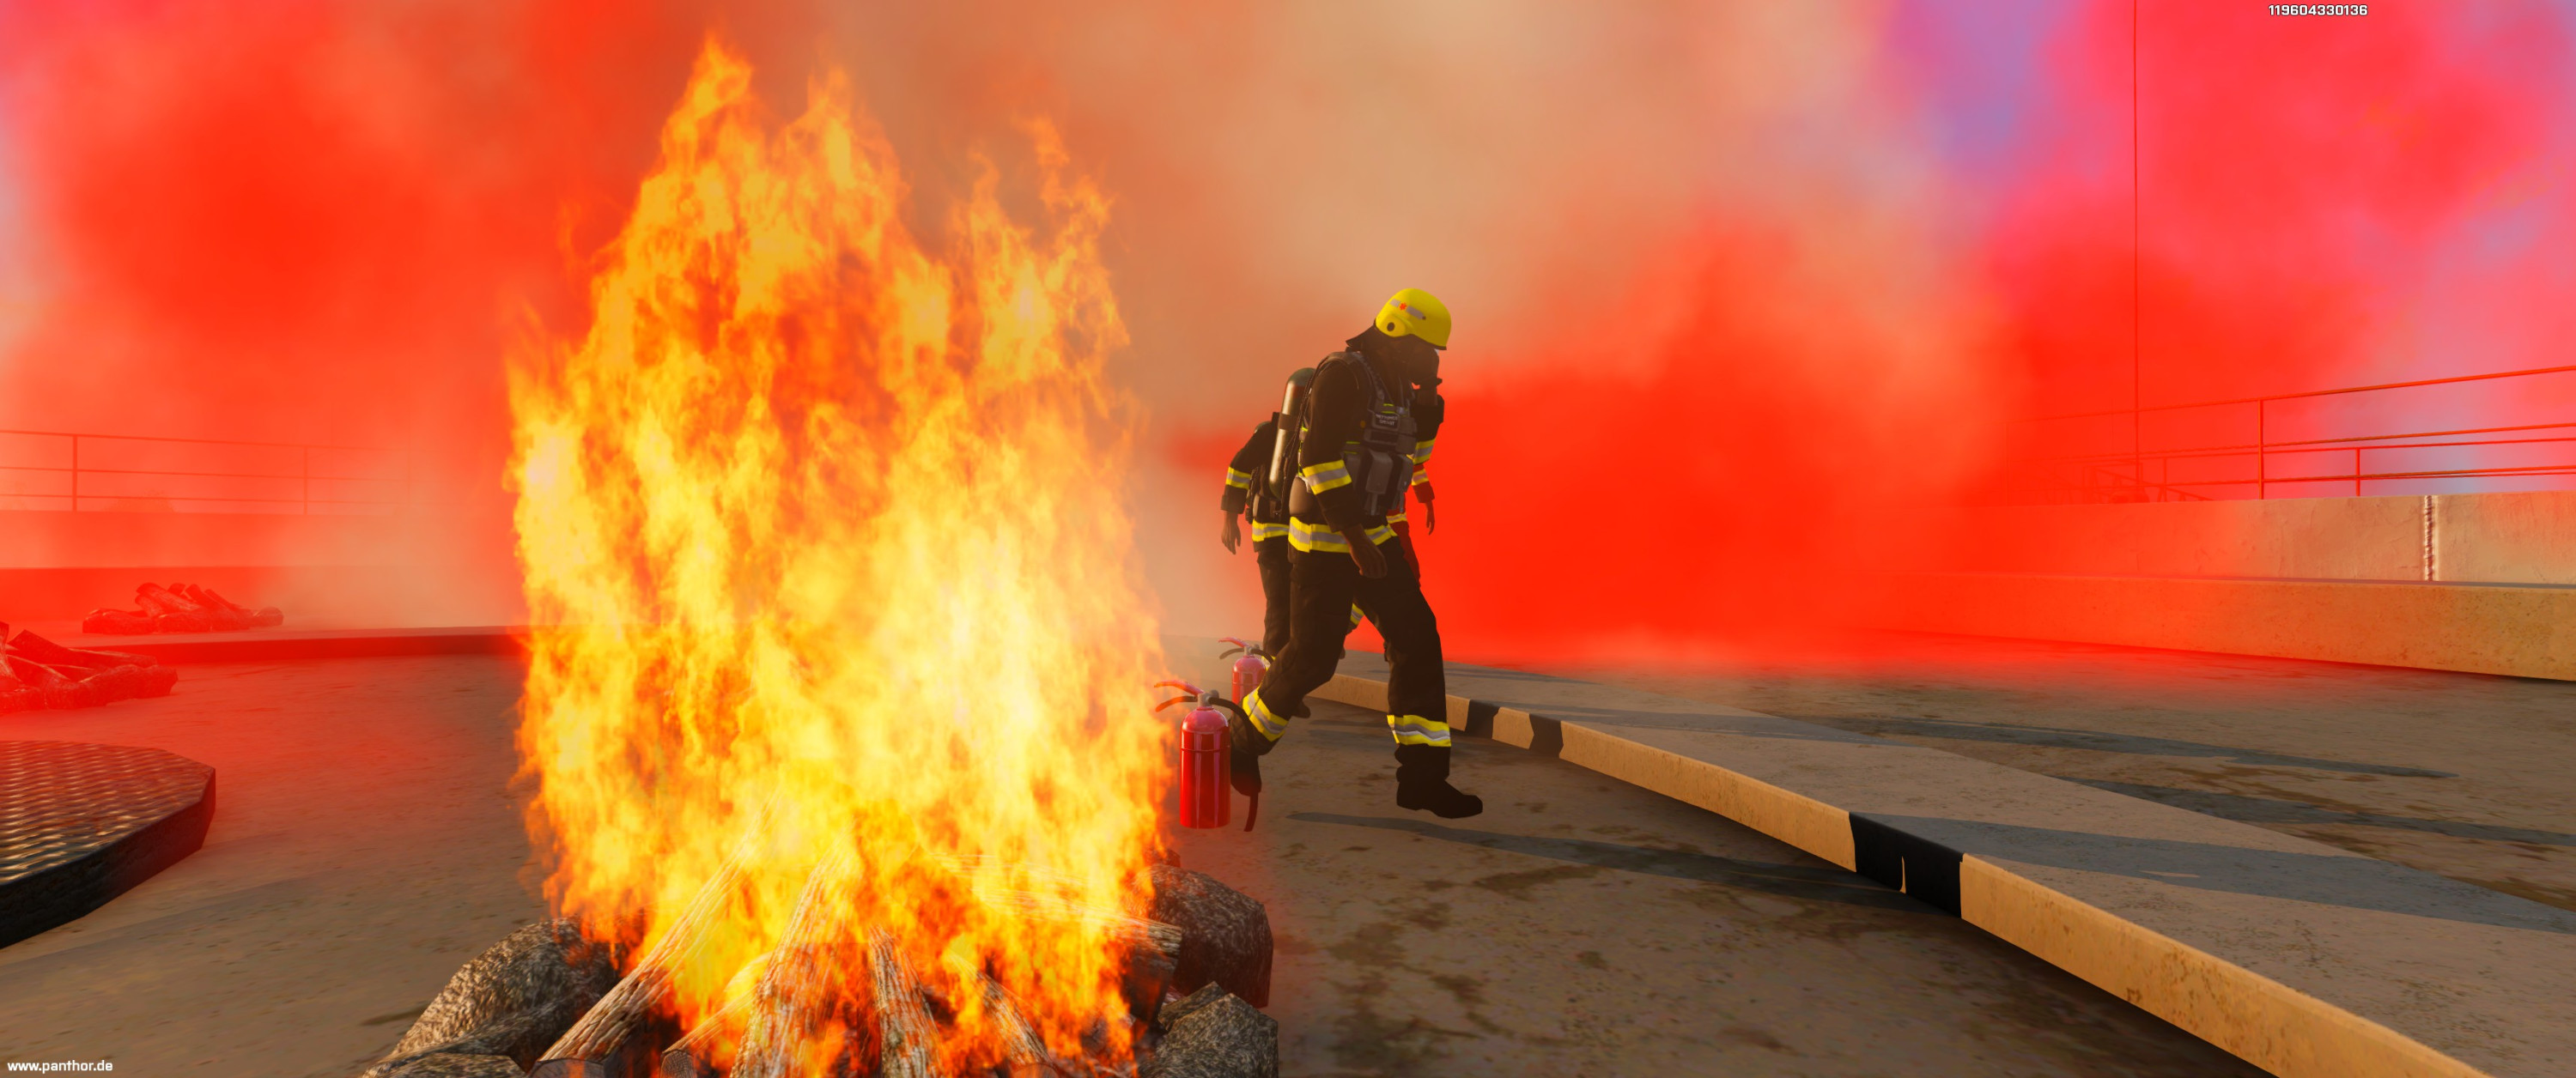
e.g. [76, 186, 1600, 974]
[509, 41, 1164, 1069]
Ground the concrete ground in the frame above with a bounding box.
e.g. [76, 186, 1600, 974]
[1174, 698, 2257, 1077]
[1554, 631, 2576, 914]
[0, 656, 544, 1078]
[0, 651, 2256, 1076]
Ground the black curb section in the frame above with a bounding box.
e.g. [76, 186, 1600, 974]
[1454, 690, 1964, 916]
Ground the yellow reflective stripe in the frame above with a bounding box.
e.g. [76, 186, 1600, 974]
[1301, 460, 1352, 493]
[1249, 522, 1288, 541]
[1288, 518, 1394, 553]
[1387, 713, 1452, 747]
[1347, 603, 1364, 628]
[1409, 469, 1431, 486]
[1386, 509, 1407, 523]
[1225, 468, 1253, 489]
[1411, 439, 1436, 464]
[1244, 689, 1290, 742]
[1288, 518, 1346, 553]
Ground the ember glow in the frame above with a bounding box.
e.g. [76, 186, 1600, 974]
[510, 42, 1163, 1070]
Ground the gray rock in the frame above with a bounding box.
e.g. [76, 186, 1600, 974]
[1146, 865, 1272, 1008]
[363, 918, 624, 1076]
[368, 1053, 524, 1078]
[1143, 986, 1277, 1078]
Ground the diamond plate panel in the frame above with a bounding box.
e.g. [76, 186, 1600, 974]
[0, 740, 213, 887]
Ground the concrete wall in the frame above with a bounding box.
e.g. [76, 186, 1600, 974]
[1874, 491, 2576, 680]
[0, 510, 421, 569]
[1930, 491, 2576, 584]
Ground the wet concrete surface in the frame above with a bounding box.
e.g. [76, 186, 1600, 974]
[2, 651, 2261, 1076]
[1554, 631, 2576, 914]
[1170, 698, 2261, 1077]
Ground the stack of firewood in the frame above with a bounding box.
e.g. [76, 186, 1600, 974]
[360, 861, 1279, 1078]
[0, 626, 178, 712]
[82, 583, 284, 635]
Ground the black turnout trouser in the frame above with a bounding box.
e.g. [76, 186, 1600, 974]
[1242, 535, 1449, 751]
[1254, 536, 1293, 657]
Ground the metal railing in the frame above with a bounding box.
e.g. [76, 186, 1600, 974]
[0, 429, 432, 514]
[2002, 364, 2576, 504]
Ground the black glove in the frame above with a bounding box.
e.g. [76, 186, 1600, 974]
[1229, 740, 1263, 798]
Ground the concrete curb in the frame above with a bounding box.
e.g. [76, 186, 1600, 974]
[1308, 660, 2576, 1078]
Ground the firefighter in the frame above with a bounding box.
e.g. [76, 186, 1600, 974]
[1220, 368, 1392, 657]
[1228, 288, 1480, 819]
[1220, 369, 1313, 658]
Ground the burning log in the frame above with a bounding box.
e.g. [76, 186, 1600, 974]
[1144, 867, 1271, 1009]
[945, 956, 1082, 1078]
[866, 929, 944, 1078]
[1138, 985, 1277, 1078]
[966, 887, 1184, 1021]
[362, 918, 626, 1077]
[369, 1054, 527, 1077]
[730, 850, 857, 1078]
[532, 818, 768, 1078]
[655, 995, 750, 1078]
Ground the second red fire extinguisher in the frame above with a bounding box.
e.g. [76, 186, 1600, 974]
[1218, 637, 1268, 705]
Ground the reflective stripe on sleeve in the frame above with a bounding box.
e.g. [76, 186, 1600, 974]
[1347, 603, 1364, 628]
[1244, 688, 1291, 742]
[1225, 467, 1254, 490]
[1387, 713, 1452, 747]
[1410, 439, 1436, 464]
[1300, 460, 1352, 493]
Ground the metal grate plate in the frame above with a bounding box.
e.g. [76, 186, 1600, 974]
[0, 741, 213, 887]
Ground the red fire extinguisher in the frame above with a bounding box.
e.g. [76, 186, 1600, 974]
[1156, 681, 1235, 830]
[1218, 638, 1268, 705]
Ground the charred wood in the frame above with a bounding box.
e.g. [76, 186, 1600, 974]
[86, 582, 283, 633]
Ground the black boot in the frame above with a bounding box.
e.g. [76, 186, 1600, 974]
[1393, 744, 1482, 818]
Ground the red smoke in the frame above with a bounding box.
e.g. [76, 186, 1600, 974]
[8, 3, 2575, 657]
[1394, 3, 2576, 661]
[0, 2, 651, 445]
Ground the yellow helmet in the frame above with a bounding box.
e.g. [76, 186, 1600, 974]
[1374, 288, 1451, 349]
